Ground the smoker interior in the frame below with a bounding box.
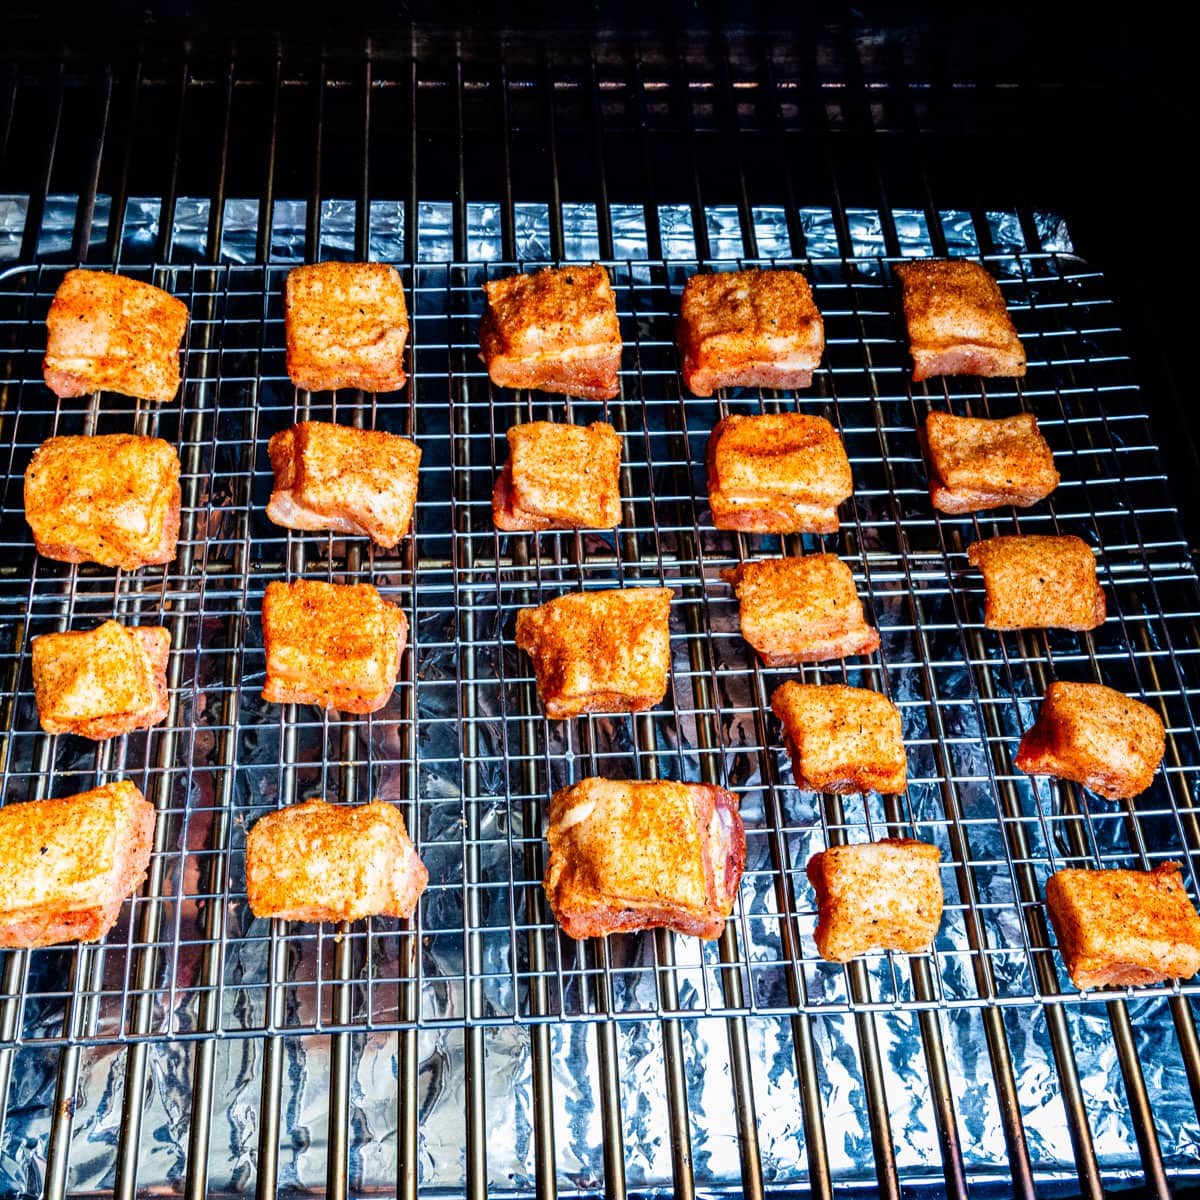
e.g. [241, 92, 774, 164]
[2, 12, 1200, 1199]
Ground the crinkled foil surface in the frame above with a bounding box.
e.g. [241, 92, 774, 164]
[1, 195, 1198, 1197]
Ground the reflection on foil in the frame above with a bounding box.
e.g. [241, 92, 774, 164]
[4, 194, 1197, 1200]
[0, 195, 1075, 264]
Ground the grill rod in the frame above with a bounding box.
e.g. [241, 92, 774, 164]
[398, 38, 423, 1200]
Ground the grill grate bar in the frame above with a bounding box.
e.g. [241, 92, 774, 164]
[101, 59, 137, 267]
[18, 62, 63, 264]
[396, 46, 421, 1200]
[449, 62, 490, 1195]
[642, 76, 709, 1200]
[69, 66, 112, 263]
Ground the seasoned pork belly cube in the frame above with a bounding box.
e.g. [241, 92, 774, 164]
[261, 580, 406, 714]
[721, 555, 879, 666]
[1046, 863, 1200, 990]
[285, 262, 409, 393]
[771, 682, 907, 795]
[706, 413, 853, 534]
[923, 411, 1058, 514]
[1015, 681, 1165, 800]
[678, 269, 825, 396]
[43, 269, 189, 403]
[492, 420, 622, 531]
[246, 799, 427, 922]
[267, 421, 421, 549]
[32, 620, 170, 740]
[895, 259, 1026, 381]
[966, 535, 1105, 631]
[24, 433, 181, 570]
[479, 264, 622, 400]
[806, 839, 943, 963]
[0, 780, 156, 949]
[544, 777, 745, 940]
[514, 587, 672, 719]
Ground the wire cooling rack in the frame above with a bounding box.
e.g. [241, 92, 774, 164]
[1, 254, 1199, 1049]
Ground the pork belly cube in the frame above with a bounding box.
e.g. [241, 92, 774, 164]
[479, 264, 622, 400]
[0, 780, 156, 949]
[1015, 681, 1165, 800]
[924, 411, 1058, 514]
[32, 620, 170, 740]
[806, 839, 943, 963]
[721, 555, 879, 666]
[514, 587, 673, 719]
[246, 799, 427, 922]
[492, 420, 622, 531]
[267, 421, 421, 549]
[24, 433, 181, 570]
[43, 269, 189, 403]
[771, 682, 907, 794]
[1046, 864, 1200, 989]
[706, 413, 853, 534]
[285, 262, 409, 393]
[544, 777, 745, 940]
[895, 259, 1026, 382]
[262, 580, 406, 714]
[966, 535, 1105, 631]
[678, 269, 825, 396]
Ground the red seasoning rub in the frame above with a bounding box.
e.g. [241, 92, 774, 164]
[24, 433, 181, 570]
[771, 681, 908, 795]
[32, 620, 170, 740]
[245, 800, 427, 922]
[1046, 864, 1200, 990]
[544, 777, 745, 940]
[43, 269, 189, 403]
[706, 413, 853, 534]
[285, 262, 409, 393]
[492, 420, 622, 531]
[894, 259, 1025, 381]
[722, 555, 879, 666]
[678, 269, 825, 396]
[966, 535, 1105, 631]
[806, 839, 943, 963]
[261, 580, 406, 714]
[515, 587, 673, 719]
[267, 421, 422, 549]
[923, 411, 1059, 514]
[479, 264, 622, 400]
[0, 781, 156, 949]
[1015, 681, 1165, 800]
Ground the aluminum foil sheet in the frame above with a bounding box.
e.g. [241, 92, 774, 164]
[1, 196, 1197, 1198]
[0, 195, 1073, 266]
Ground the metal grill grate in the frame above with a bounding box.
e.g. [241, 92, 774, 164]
[2, 24, 1200, 1200]
[3, 248, 1200, 1190]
